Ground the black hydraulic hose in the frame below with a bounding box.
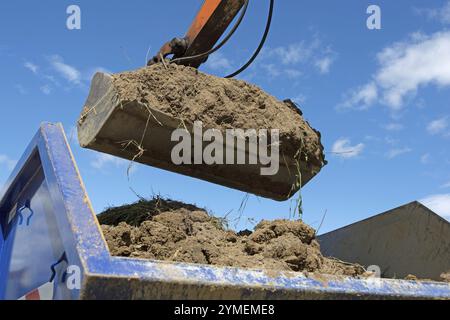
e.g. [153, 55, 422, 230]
[170, 0, 250, 65]
[225, 0, 274, 78]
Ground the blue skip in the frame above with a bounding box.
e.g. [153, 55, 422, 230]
[0, 123, 449, 300]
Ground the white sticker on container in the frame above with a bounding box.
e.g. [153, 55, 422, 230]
[18, 282, 54, 300]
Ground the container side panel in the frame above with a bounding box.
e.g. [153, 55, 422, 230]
[1, 170, 67, 300]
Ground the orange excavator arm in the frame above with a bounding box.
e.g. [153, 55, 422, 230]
[148, 0, 246, 68]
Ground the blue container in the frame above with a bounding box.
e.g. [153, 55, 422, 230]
[1, 123, 449, 300]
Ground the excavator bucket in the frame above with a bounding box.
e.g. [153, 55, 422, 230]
[77, 65, 327, 201]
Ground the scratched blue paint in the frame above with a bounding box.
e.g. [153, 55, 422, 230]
[1, 123, 449, 300]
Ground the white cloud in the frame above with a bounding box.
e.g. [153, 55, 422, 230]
[292, 94, 307, 105]
[205, 52, 233, 72]
[284, 69, 302, 79]
[427, 117, 448, 135]
[38, 55, 108, 88]
[415, 1, 450, 25]
[364, 135, 381, 142]
[262, 64, 282, 78]
[48, 55, 81, 85]
[440, 2, 450, 24]
[384, 123, 404, 131]
[420, 153, 431, 164]
[24, 62, 39, 74]
[331, 138, 365, 159]
[269, 42, 318, 65]
[341, 31, 450, 110]
[21, 56, 108, 94]
[91, 153, 128, 170]
[441, 181, 450, 188]
[339, 82, 378, 110]
[385, 137, 399, 146]
[40, 85, 52, 95]
[420, 194, 450, 220]
[260, 38, 336, 78]
[14, 84, 27, 95]
[386, 147, 412, 159]
[262, 64, 304, 79]
[0, 154, 16, 170]
[43, 75, 60, 86]
[315, 56, 334, 74]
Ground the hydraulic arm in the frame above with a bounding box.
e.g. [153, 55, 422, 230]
[148, 0, 246, 68]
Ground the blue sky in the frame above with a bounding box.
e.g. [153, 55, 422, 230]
[1, 0, 450, 233]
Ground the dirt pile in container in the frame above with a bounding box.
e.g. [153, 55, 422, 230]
[109, 63, 326, 169]
[99, 198, 365, 277]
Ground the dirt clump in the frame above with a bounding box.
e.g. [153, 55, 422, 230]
[441, 272, 450, 283]
[405, 274, 420, 281]
[99, 198, 364, 277]
[111, 63, 326, 168]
